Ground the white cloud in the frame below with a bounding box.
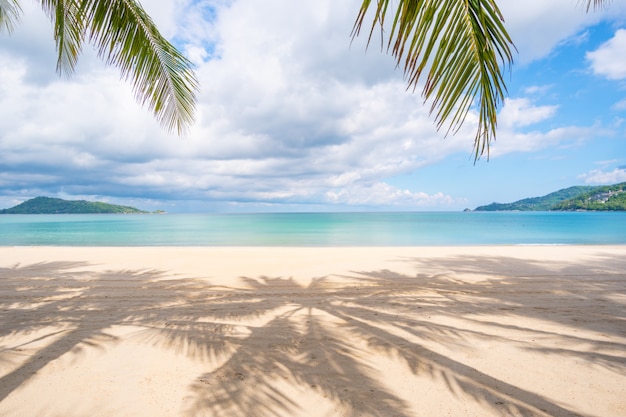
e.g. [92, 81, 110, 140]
[587, 29, 626, 80]
[484, 98, 601, 157]
[498, 98, 558, 129]
[491, 125, 598, 157]
[613, 99, 626, 111]
[1, 0, 625, 211]
[499, 1, 626, 64]
[139, 0, 192, 38]
[325, 182, 460, 208]
[2, 0, 482, 209]
[579, 168, 626, 184]
[523, 85, 554, 96]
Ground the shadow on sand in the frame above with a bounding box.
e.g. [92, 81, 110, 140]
[0, 251, 624, 416]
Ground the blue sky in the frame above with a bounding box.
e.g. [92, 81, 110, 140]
[0, 0, 625, 212]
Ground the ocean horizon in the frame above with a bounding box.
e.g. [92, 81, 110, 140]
[1, 211, 625, 246]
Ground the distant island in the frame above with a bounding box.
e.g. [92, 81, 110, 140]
[474, 182, 626, 211]
[0, 197, 158, 214]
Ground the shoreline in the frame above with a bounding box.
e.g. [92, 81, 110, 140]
[1, 245, 625, 417]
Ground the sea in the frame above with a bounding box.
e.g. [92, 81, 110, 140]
[0, 211, 625, 246]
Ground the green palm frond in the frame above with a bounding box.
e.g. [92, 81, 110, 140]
[353, 0, 515, 160]
[4, 0, 198, 134]
[40, 0, 84, 77]
[0, 0, 22, 33]
[79, 0, 198, 135]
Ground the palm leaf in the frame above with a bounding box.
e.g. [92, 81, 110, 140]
[354, 1, 611, 159]
[353, 0, 515, 160]
[39, 0, 198, 135]
[79, 0, 198, 135]
[0, 0, 22, 33]
[584, 0, 608, 11]
[40, 0, 84, 77]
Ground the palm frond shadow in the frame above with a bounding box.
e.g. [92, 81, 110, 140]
[0, 261, 193, 402]
[1, 251, 624, 417]
[185, 277, 410, 417]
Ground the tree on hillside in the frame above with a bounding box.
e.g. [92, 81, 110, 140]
[352, 0, 609, 159]
[0, 0, 198, 135]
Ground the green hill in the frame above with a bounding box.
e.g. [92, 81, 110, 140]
[552, 182, 626, 211]
[0, 197, 149, 214]
[474, 183, 626, 211]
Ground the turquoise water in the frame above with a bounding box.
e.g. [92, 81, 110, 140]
[0, 212, 625, 246]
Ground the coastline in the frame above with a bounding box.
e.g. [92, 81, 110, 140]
[1, 245, 625, 417]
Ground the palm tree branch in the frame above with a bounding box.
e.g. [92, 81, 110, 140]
[427, 0, 513, 158]
[0, 0, 22, 33]
[584, 0, 608, 12]
[354, 0, 515, 160]
[79, 0, 198, 134]
[39, 0, 84, 77]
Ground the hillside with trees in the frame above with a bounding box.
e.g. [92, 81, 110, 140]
[0, 197, 149, 214]
[552, 183, 626, 211]
[474, 183, 626, 211]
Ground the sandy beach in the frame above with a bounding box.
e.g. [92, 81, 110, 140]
[0, 245, 624, 417]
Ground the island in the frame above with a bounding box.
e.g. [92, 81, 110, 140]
[0, 197, 153, 214]
[474, 182, 626, 211]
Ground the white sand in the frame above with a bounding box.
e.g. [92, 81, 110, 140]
[0, 245, 625, 417]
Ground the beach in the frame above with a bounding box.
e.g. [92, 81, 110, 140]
[1, 245, 625, 417]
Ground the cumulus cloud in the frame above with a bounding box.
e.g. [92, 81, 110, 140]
[498, 98, 558, 129]
[484, 98, 601, 157]
[491, 125, 600, 157]
[499, 0, 626, 64]
[587, 29, 626, 80]
[1, 0, 481, 210]
[579, 168, 626, 184]
[1, 0, 625, 211]
[325, 182, 461, 208]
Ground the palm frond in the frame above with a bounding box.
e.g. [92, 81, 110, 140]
[77, 0, 198, 135]
[584, 0, 609, 11]
[353, 0, 515, 160]
[40, 0, 85, 77]
[0, 0, 22, 33]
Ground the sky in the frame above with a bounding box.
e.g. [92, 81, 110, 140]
[0, 0, 625, 212]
